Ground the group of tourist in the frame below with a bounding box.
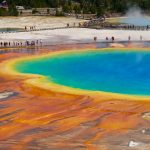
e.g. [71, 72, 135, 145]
[25, 26, 37, 31]
[66, 22, 80, 28]
[83, 21, 150, 30]
[82, 17, 105, 28]
[25, 40, 43, 46]
[66, 21, 150, 31]
[100, 24, 150, 30]
[0, 41, 23, 47]
[66, 20, 102, 28]
[0, 40, 43, 47]
[93, 35, 143, 42]
[128, 35, 143, 41]
[94, 36, 115, 42]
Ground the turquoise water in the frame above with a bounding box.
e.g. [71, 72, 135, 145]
[120, 17, 150, 26]
[0, 28, 23, 32]
[15, 50, 150, 96]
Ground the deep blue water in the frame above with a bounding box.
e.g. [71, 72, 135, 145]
[15, 50, 150, 96]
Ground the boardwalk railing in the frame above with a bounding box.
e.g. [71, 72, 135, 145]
[0, 26, 79, 34]
[1, 41, 150, 55]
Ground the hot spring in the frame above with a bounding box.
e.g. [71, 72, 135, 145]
[15, 49, 150, 96]
[120, 16, 150, 26]
[120, 7, 150, 26]
[0, 28, 23, 33]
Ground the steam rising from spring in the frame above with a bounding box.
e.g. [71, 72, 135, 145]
[126, 6, 143, 18]
[121, 6, 150, 26]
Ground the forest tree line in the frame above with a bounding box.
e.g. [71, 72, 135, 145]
[0, 0, 150, 16]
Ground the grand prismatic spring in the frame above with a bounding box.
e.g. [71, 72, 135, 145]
[14, 49, 150, 96]
[0, 9, 150, 150]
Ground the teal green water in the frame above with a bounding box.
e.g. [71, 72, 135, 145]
[15, 50, 150, 96]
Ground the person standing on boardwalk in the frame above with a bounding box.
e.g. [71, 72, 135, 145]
[13, 41, 15, 47]
[0, 42, 3, 47]
[67, 23, 69, 28]
[79, 23, 81, 27]
[36, 40, 39, 45]
[112, 36, 115, 42]
[40, 39, 43, 46]
[94, 37, 97, 42]
[140, 35, 143, 41]
[128, 36, 131, 42]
